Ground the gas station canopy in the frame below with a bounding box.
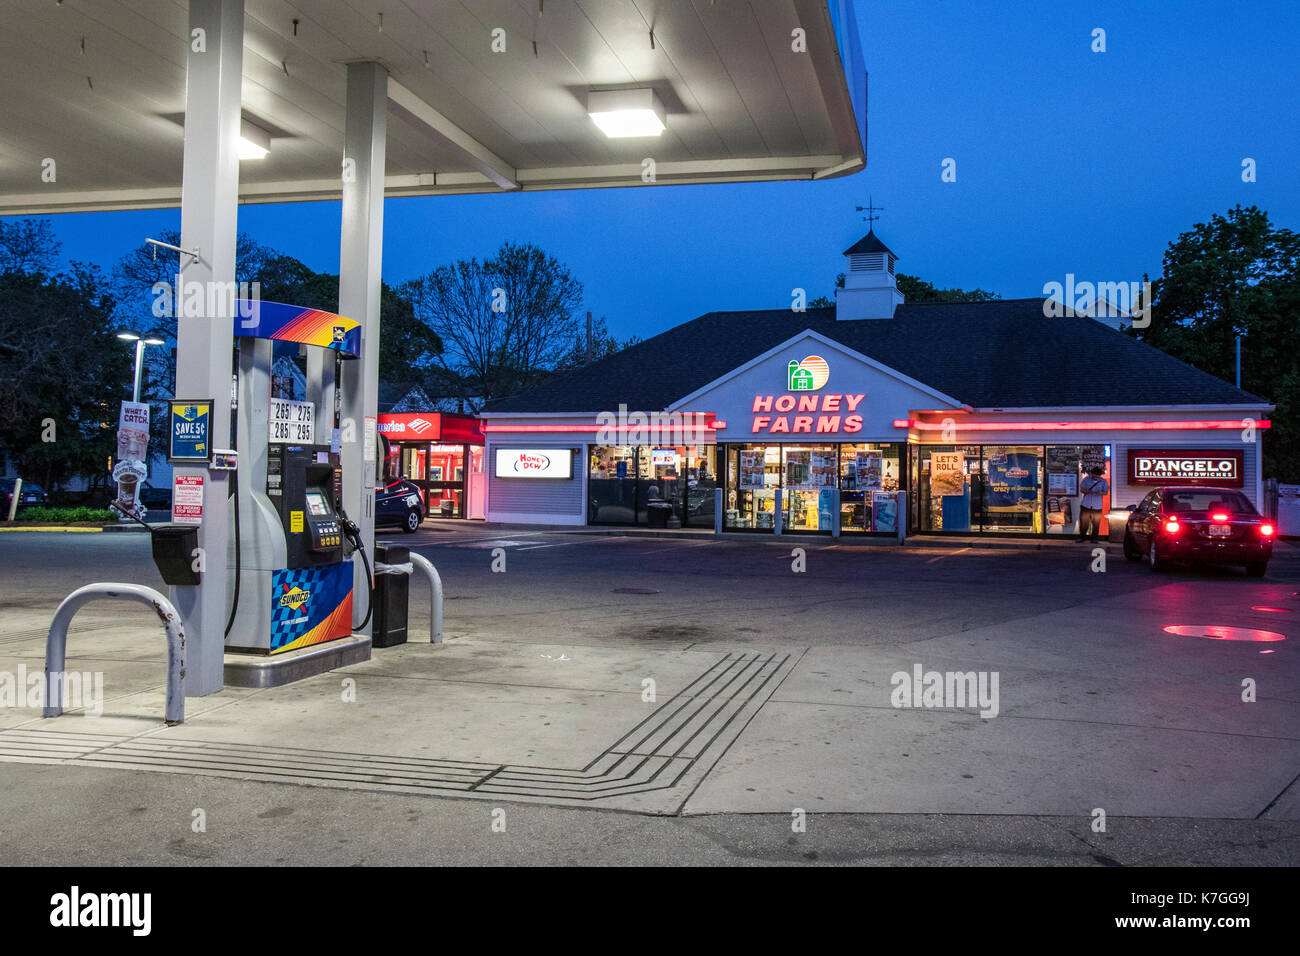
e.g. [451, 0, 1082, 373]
[0, 0, 866, 215]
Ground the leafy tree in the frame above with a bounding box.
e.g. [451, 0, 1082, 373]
[1131, 205, 1300, 479]
[403, 242, 584, 409]
[809, 272, 1000, 308]
[0, 265, 129, 493]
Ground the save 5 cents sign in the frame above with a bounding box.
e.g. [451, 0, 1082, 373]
[494, 448, 573, 479]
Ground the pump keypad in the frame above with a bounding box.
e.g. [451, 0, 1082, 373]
[310, 520, 342, 551]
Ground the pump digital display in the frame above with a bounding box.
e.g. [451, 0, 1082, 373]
[304, 490, 330, 516]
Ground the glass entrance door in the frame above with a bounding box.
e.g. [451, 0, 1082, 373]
[781, 445, 837, 532]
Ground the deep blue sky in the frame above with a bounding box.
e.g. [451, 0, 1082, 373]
[13, 0, 1300, 342]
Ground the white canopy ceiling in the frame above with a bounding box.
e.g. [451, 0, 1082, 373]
[0, 0, 866, 214]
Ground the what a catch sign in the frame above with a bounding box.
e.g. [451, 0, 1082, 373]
[168, 399, 213, 463]
[1128, 448, 1244, 487]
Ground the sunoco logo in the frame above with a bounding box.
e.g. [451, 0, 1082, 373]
[279, 585, 310, 610]
[514, 453, 550, 472]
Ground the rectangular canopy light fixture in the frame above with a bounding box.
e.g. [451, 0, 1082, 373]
[238, 120, 271, 160]
[587, 89, 666, 138]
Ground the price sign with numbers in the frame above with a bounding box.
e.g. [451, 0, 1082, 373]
[269, 399, 315, 445]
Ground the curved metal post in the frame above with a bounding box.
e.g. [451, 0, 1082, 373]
[408, 552, 443, 644]
[44, 583, 187, 725]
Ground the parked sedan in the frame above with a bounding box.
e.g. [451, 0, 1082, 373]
[374, 477, 425, 534]
[0, 477, 49, 514]
[1123, 486, 1275, 576]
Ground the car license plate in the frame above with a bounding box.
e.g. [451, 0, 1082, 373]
[1209, 524, 1231, 536]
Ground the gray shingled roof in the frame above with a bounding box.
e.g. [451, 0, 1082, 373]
[485, 299, 1268, 413]
[842, 229, 896, 257]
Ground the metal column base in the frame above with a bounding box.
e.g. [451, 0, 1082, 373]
[223, 634, 372, 689]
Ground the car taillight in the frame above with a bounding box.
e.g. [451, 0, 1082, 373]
[1260, 524, 1275, 537]
[1212, 513, 1228, 521]
[1164, 519, 1181, 533]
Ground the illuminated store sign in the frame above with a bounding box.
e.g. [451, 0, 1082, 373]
[495, 448, 573, 479]
[750, 393, 865, 434]
[1128, 449, 1243, 486]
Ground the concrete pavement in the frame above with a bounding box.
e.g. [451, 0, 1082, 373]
[1, 524, 1297, 863]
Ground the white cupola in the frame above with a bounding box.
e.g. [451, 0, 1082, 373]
[835, 230, 904, 320]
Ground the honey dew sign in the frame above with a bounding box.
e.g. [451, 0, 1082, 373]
[495, 448, 573, 479]
[1127, 449, 1244, 487]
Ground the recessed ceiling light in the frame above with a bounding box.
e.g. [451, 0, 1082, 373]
[238, 120, 271, 159]
[587, 89, 666, 138]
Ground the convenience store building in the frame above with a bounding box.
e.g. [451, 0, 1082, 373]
[481, 232, 1272, 537]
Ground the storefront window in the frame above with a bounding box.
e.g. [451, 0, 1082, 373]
[839, 443, 902, 532]
[682, 445, 717, 528]
[913, 445, 980, 532]
[978, 445, 1043, 533]
[782, 445, 837, 532]
[1045, 445, 1110, 536]
[589, 445, 638, 524]
[726, 444, 780, 529]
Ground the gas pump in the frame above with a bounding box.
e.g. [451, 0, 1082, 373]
[224, 301, 372, 656]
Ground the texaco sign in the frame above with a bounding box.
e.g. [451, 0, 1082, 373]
[1127, 449, 1244, 487]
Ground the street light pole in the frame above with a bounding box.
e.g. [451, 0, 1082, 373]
[132, 338, 146, 402]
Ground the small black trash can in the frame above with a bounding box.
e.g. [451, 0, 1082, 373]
[371, 541, 409, 648]
[647, 501, 672, 529]
[150, 524, 201, 586]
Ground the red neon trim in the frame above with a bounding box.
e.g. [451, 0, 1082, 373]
[908, 419, 1270, 431]
[892, 419, 912, 428]
[481, 423, 718, 434]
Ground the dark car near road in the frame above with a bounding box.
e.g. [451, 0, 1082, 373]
[137, 482, 172, 510]
[1, 477, 49, 514]
[1123, 486, 1275, 576]
[375, 477, 425, 534]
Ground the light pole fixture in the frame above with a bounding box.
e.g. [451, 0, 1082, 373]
[117, 330, 166, 402]
[587, 89, 666, 138]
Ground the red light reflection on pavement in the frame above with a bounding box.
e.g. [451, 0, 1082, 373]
[1162, 625, 1286, 642]
[1251, 606, 1292, 613]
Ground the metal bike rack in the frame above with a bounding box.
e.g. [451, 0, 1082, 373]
[408, 552, 443, 644]
[44, 583, 187, 725]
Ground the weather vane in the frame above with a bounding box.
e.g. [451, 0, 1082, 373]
[855, 197, 884, 229]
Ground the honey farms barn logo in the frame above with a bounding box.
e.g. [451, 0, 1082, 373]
[279, 583, 311, 611]
[787, 355, 829, 391]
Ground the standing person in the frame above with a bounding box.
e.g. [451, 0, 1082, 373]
[1077, 466, 1109, 543]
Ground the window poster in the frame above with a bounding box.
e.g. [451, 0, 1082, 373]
[872, 491, 898, 533]
[857, 452, 882, 491]
[986, 452, 1039, 508]
[785, 450, 813, 488]
[929, 452, 965, 497]
[739, 451, 766, 490]
[809, 452, 836, 487]
[1046, 446, 1080, 495]
[1080, 445, 1106, 473]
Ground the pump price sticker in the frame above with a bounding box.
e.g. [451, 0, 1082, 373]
[269, 399, 315, 445]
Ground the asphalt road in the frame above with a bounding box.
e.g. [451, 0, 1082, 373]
[1, 525, 1297, 866]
